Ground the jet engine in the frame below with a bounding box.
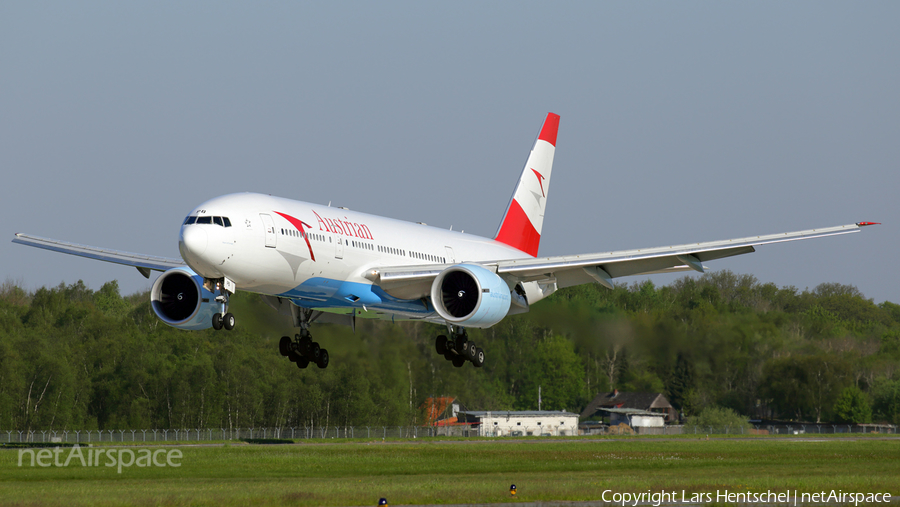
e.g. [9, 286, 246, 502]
[430, 264, 511, 328]
[150, 267, 219, 330]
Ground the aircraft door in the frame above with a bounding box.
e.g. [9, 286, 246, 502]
[335, 236, 344, 259]
[445, 246, 456, 263]
[260, 213, 277, 248]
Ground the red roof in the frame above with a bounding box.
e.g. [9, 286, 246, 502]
[420, 397, 456, 426]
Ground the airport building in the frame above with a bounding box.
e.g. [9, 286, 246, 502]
[456, 410, 580, 437]
[580, 390, 677, 423]
[602, 407, 666, 428]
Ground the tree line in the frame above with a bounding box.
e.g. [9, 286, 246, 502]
[1, 270, 898, 433]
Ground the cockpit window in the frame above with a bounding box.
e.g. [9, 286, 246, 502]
[184, 215, 232, 227]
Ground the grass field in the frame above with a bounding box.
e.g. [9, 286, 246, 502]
[2, 436, 898, 506]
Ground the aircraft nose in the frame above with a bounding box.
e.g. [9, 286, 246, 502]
[179, 225, 208, 262]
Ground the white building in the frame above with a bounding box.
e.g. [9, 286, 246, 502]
[457, 411, 580, 437]
[604, 408, 666, 428]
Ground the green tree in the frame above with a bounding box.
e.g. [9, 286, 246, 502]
[95, 281, 130, 318]
[871, 380, 900, 424]
[833, 386, 872, 424]
[515, 334, 584, 411]
[2, 272, 898, 433]
[665, 353, 693, 411]
[684, 405, 750, 432]
[759, 353, 850, 422]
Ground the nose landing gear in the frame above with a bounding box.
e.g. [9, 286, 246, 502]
[208, 278, 236, 331]
[211, 311, 235, 331]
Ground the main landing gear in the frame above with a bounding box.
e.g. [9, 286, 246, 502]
[278, 308, 329, 369]
[202, 281, 328, 370]
[435, 327, 484, 368]
[279, 330, 329, 369]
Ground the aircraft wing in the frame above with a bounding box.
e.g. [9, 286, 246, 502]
[493, 222, 876, 289]
[365, 222, 877, 298]
[12, 233, 185, 279]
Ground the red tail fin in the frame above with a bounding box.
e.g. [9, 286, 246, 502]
[494, 113, 559, 257]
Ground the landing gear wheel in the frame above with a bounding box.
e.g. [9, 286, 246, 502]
[223, 312, 235, 331]
[435, 335, 448, 355]
[298, 335, 313, 356]
[279, 336, 291, 357]
[316, 349, 330, 369]
[309, 342, 321, 362]
[443, 350, 455, 362]
[212, 313, 224, 330]
[466, 341, 478, 362]
[455, 334, 467, 353]
[473, 347, 485, 368]
[296, 356, 310, 369]
[288, 352, 300, 363]
[452, 356, 466, 368]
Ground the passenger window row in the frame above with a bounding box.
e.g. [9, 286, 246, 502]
[378, 245, 406, 257]
[351, 240, 374, 251]
[411, 251, 445, 263]
[281, 229, 325, 242]
[375, 245, 445, 263]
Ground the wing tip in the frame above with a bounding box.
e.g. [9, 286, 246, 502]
[856, 221, 881, 227]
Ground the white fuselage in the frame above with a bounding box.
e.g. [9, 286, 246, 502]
[178, 193, 529, 316]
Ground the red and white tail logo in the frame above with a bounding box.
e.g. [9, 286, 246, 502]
[494, 112, 559, 257]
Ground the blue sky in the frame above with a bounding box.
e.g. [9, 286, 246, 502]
[2, 2, 896, 303]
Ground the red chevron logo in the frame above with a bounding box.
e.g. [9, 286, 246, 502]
[274, 211, 316, 262]
[532, 168, 546, 197]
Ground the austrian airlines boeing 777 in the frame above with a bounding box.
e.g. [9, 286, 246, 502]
[14, 113, 878, 370]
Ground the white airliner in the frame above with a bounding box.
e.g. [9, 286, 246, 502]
[13, 113, 878, 370]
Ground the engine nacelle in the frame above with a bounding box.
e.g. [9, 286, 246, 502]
[150, 267, 219, 330]
[430, 264, 511, 328]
